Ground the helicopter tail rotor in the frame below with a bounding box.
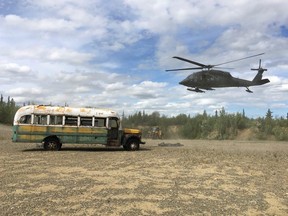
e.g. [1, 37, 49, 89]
[251, 59, 267, 73]
[251, 59, 269, 84]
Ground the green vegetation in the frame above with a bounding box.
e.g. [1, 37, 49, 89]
[123, 108, 288, 141]
[1, 94, 287, 140]
[0, 95, 19, 125]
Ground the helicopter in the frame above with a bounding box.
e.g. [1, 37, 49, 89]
[166, 53, 270, 93]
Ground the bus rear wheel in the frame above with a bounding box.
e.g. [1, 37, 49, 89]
[44, 138, 61, 151]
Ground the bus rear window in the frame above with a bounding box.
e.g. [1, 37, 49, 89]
[19, 115, 31, 124]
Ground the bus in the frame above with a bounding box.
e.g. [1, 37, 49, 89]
[12, 105, 145, 151]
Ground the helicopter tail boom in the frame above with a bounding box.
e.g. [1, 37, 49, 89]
[253, 78, 270, 85]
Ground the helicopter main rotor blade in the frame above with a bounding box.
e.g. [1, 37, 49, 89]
[215, 53, 265, 66]
[173, 56, 206, 67]
[166, 67, 203, 72]
[214, 66, 234, 70]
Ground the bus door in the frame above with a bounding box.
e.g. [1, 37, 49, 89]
[107, 117, 119, 146]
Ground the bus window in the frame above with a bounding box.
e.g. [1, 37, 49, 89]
[80, 117, 92, 126]
[50, 115, 63, 125]
[108, 118, 118, 128]
[33, 115, 48, 125]
[94, 118, 106, 127]
[65, 116, 78, 126]
[19, 115, 31, 124]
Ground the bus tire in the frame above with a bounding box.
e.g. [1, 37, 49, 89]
[123, 145, 129, 151]
[43, 138, 61, 151]
[126, 139, 139, 151]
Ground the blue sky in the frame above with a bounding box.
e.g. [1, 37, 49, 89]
[0, 0, 288, 118]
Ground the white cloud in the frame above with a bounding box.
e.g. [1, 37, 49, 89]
[6, 87, 43, 96]
[105, 82, 125, 91]
[0, 63, 32, 75]
[74, 86, 91, 93]
[129, 81, 167, 99]
[2, 47, 93, 65]
[3, 15, 76, 33]
[1, 0, 288, 117]
[46, 48, 93, 64]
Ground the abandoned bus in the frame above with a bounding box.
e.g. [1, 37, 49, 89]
[12, 105, 145, 151]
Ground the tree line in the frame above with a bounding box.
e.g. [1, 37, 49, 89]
[1, 95, 287, 140]
[0, 95, 19, 125]
[122, 108, 288, 141]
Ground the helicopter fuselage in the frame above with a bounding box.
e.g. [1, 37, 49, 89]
[167, 54, 269, 93]
[179, 70, 254, 89]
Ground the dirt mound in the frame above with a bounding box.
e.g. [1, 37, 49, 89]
[158, 142, 183, 147]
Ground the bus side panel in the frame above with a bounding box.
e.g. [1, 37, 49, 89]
[30, 125, 48, 142]
[13, 125, 109, 145]
[77, 127, 108, 144]
[49, 126, 108, 144]
[53, 127, 78, 143]
[12, 125, 46, 142]
[13, 125, 30, 142]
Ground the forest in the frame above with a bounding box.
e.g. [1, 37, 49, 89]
[0, 95, 18, 125]
[123, 109, 288, 141]
[123, 108, 288, 141]
[1, 95, 288, 140]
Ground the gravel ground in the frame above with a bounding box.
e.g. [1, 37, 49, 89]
[1, 125, 288, 215]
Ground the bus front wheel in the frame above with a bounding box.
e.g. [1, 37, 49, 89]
[43, 138, 62, 151]
[125, 139, 140, 151]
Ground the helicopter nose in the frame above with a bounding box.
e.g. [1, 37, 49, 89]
[179, 78, 188, 86]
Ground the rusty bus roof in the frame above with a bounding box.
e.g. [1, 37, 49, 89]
[14, 105, 119, 119]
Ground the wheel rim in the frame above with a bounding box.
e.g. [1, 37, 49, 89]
[129, 141, 139, 151]
[45, 140, 58, 150]
[130, 143, 137, 150]
[48, 141, 57, 150]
